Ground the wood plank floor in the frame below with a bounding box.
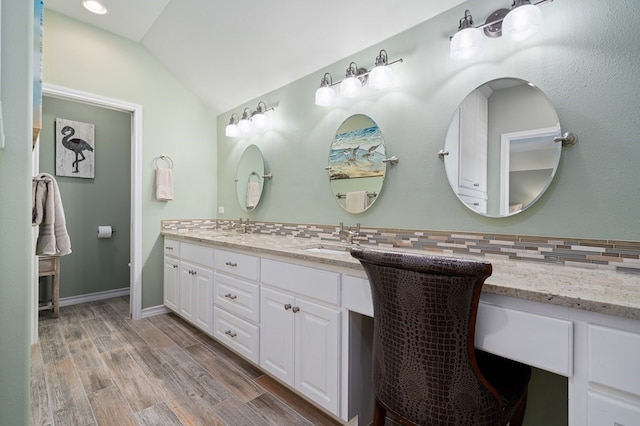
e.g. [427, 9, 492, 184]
[31, 297, 342, 426]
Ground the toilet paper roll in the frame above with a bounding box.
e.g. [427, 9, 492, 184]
[97, 226, 113, 239]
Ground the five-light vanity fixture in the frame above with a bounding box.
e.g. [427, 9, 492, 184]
[450, 0, 553, 60]
[315, 49, 403, 107]
[225, 101, 275, 138]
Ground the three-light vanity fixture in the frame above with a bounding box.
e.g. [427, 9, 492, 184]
[225, 101, 275, 138]
[450, 0, 553, 60]
[315, 49, 403, 107]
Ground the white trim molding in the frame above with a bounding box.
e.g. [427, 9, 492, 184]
[141, 305, 171, 318]
[59, 287, 130, 307]
[42, 83, 144, 320]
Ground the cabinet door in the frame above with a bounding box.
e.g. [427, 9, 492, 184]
[294, 297, 341, 415]
[163, 256, 179, 312]
[193, 264, 214, 334]
[260, 287, 295, 386]
[179, 260, 197, 323]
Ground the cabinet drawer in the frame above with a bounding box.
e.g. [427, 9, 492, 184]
[588, 391, 640, 426]
[214, 249, 259, 281]
[261, 259, 340, 305]
[164, 239, 180, 257]
[475, 302, 573, 376]
[588, 324, 640, 396]
[342, 275, 373, 317]
[213, 307, 259, 364]
[181, 242, 214, 268]
[214, 272, 260, 323]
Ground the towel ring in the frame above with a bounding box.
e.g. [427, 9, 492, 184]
[154, 154, 173, 169]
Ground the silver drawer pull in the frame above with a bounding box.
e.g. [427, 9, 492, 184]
[165, 246, 173, 250]
[225, 261, 238, 267]
[292, 306, 300, 313]
[172, 265, 178, 269]
[224, 293, 237, 300]
[473, 183, 480, 187]
[284, 304, 292, 310]
[224, 330, 237, 338]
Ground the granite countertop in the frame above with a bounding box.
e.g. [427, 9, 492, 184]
[161, 229, 640, 321]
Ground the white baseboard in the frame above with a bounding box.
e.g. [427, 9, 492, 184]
[59, 287, 130, 307]
[141, 305, 170, 318]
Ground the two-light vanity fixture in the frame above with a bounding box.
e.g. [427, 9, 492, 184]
[450, 0, 553, 60]
[315, 49, 403, 107]
[225, 101, 275, 138]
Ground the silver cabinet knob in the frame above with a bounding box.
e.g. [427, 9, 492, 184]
[284, 304, 292, 310]
[292, 306, 300, 313]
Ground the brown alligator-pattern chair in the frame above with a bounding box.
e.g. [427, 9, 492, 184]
[351, 247, 531, 426]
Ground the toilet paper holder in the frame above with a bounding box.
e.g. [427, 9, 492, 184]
[97, 226, 116, 238]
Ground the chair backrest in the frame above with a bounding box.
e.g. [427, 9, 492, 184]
[351, 247, 504, 425]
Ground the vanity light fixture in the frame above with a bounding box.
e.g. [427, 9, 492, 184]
[238, 108, 253, 134]
[340, 62, 367, 99]
[225, 102, 276, 138]
[315, 73, 337, 107]
[315, 49, 403, 106]
[369, 50, 395, 90]
[251, 101, 274, 129]
[81, 0, 108, 15]
[450, 0, 553, 60]
[225, 113, 240, 137]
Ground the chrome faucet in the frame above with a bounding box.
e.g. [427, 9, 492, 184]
[240, 218, 251, 234]
[334, 222, 360, 244]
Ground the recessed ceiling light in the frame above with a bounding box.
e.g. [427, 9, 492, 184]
[81, 0, 108, 15]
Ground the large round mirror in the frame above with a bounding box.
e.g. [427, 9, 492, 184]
[236, 145, 266, 212]
[443, 78, 561, 217]
[328, 114, 386, 214]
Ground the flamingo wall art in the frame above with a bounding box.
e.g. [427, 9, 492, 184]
[55, 118, 95, 178]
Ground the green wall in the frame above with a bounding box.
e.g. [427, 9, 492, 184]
[0, 2, 33, 424]
[40, 97, 131, 298]
[42, 10, 218, 308]
[216, 0, 640, 242]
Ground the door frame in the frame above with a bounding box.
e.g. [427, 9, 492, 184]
[42, 83, 144, 320]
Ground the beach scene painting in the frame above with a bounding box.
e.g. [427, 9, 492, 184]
[329, 115, 386, 180]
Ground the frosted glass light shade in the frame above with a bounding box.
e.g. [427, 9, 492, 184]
[340, 76, 362, 98]
[225, 123, 239, 137]
[502, 4, 541, 42]
[450, 27, 483, 60]
[369, 65, 394, 90]
[238, 118, 252, 134]
[315, 86, 336, 106]
[252, 113, 268, 129]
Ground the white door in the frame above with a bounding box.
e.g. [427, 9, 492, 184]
[194, 264, 214, 334]
[294, 297, 341, 414]
[179, 260, 197, 323]
[163, 256, 179, 312]
[260, 287, 295, 385]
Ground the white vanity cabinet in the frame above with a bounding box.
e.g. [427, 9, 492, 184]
[570, 310, 640, 426]
[212, 249, 261, 364]
[260, 258, 342, 416]
[163, 239, 180, 312]
[163, 239, 214, 334]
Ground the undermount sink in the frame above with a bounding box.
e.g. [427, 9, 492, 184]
[300, 243, 354, 255]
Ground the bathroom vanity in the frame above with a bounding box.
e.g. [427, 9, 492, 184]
[162, 229, 640, 425]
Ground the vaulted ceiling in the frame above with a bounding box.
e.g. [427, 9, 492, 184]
[44, 0, 464, 114]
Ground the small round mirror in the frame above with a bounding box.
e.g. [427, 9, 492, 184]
[443, 78, 561, 217]
[328, 114, 386, 214]
[236, 145, 265, 212]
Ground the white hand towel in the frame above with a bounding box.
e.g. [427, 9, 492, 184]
[34, 173, 72, 256]
[246, 181, 261, 209]
[345, 191, 368, 213]
[156, 167, 174, 201]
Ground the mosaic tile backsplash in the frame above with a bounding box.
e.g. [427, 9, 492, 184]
[161, 219, 640, 274]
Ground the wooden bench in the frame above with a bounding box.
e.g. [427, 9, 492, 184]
[38, 256, 60, 318]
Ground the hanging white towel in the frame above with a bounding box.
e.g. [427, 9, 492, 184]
[156, 167, 174, 201]
[33, 173, 72, 256]
[345, 191, 368, 214]
[246, 181, 261, 209]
